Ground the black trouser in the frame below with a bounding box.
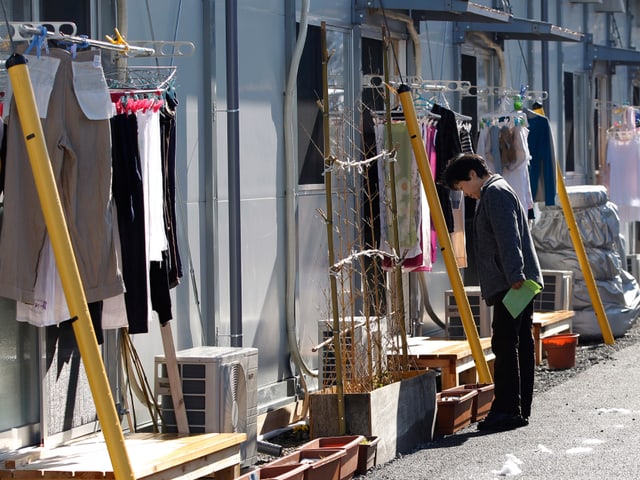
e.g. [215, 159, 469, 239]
[489, 292, 535, 418]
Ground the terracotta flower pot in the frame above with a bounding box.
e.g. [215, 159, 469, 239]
[237, 464, 311, 480]
[299, 435, 364, 480]
[444, 383, 495, 422]
[436, 389, 477, 436]
[542, 333, 579, 369]
[267, 448, 346, 480]
[356, 436, 380, 475]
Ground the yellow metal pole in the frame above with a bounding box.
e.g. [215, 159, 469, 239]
[555, 163, 614, 344]
[397, 85, 492, 384]
[6, 53, 135, 480]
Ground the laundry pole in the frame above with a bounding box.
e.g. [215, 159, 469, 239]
[555, 163, 614, 344]
[397, 84, 492, 385]
[5, 53, 135, 480]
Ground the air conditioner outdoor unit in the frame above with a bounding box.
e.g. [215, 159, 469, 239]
[534, 270, 573, 312]
[626, 254, 640, 283]
[317, 316, 386, 388]
[444, 286, 492, 339]
[155, 346, 258, 467]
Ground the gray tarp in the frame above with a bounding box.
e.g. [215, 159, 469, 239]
[531, 185, 640, 340]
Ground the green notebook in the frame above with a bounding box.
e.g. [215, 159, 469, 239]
[502, 279, 542, 318]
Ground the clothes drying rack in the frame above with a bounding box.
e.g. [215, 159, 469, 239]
[4, 21, 191, 438]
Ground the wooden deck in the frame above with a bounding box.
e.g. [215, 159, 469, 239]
[401, 309, 575, 388]
[404, 337, 495, 390]
[0, 432, 246, 480]
[533, 310, 575, 365]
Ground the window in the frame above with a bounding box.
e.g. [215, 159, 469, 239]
[564, 72, 575, 172]
[297, 25, 350, 186]
[38, 0, 90, 36]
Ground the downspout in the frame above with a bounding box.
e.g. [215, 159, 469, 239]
[284, 0, 316, 377]
[527, 2, 534, 91]
[226, 0, 243, 347]
[115, 0, 128, 81]
[203, 1, 219, 345]
[541, 0, 550, 114]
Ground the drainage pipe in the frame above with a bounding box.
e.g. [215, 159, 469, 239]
[541, 0, 550, 115]
[284, 0, 316, 377]
[226, 0, 243, 347]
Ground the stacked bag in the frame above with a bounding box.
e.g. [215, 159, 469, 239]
[531, 185, 640, 340]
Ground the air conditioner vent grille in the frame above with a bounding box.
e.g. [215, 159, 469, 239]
[534, 270, 573, 312]
[445, 287, 492, 338]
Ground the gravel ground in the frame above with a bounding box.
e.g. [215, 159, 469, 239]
[255, 316, 640, 465]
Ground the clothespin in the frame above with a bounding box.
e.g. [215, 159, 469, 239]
[24, 25, 49, 58]
[105, 28, 130, 55]
[64, 35, 89, 59]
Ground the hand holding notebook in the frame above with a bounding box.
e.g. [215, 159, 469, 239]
[502, 279, 542, 318]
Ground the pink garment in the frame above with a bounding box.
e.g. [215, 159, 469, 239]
[426, 122, 438, 265]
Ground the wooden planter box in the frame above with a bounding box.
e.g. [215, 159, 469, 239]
[309, 370, 437, 465]
[267, 448, 345, 480]
[299, 435, 364, 480]
[445, 383, 495, 422]
[356, 436, 380, 475]
[436, 389, 477, 436]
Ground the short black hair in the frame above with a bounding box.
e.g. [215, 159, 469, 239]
[442, 153, 491, 189]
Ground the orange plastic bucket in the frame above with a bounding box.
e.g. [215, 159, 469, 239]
[541, 333, 579, 369]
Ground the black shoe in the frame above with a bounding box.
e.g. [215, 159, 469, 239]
[478, 413, 528, 432]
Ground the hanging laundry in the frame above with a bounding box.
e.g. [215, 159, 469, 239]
[0, 48, 125, 309]
[111, 112, 151, 334]
[450, 120, 472, 269]
[423, 119, 438, 266]
[159, 94, 184, 287]
[478, 123, 503, 174]
[605, 124, 640, 223]
[479, 112, 534, 212]
[525, 108, 557, 206]
[375, 121, 432, 272]
[431, 103, 462, 232]
[501, 122, 534, 211]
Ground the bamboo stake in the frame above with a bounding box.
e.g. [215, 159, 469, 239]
[382, 30, 409, 369]
[321, 22, 346, 434]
